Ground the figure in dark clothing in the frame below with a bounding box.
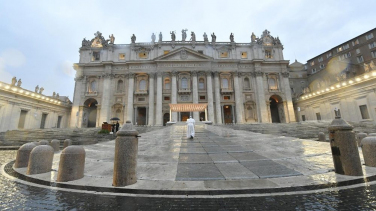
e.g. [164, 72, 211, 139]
[116, 121, 120, 132]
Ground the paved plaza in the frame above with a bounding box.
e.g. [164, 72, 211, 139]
[1, 123, 376, 210]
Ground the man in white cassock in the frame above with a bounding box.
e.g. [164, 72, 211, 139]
[186, 116, 195, 139]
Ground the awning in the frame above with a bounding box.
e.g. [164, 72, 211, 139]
[169, 103, 208, 112]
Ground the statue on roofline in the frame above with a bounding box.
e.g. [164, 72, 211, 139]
[108, 34, 115, 44]
[11, 77, 17, 86]
[230, 33, 234, 42]
[16, 79, 22, 87]
[170, 31, 176, 41]
[39, 87, 44, 94]
[190, 31, 196, 42]
[181, 29, 188, 41]
[131, 34, 136, 43]
[211, 32, 216, 43]
[35, 85, 39, 93]
[251, 32, 256, 43]
[203, 32, 208, 42]
[159, 32, 162, 42]
[151, 33, 156, 43]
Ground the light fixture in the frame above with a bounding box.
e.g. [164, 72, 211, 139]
[372, 72, 376, 76]
[58, 102, 61, 104]
[36, 95, 41, 98]
[349, 80, 353, 84]
[331, 86, 334, 90]
[326, 88, 330, 91]
[342, 82, 347, 86]
[356, 78, 361, 82]
[309, 94, 312, 97]
[12, 88, 17, 91]
[321, 90, 325, 93]
[19, 90, 24, 93]
[364, 74, 369, 79]
[41, 97, 45, 99]
[316, 91, 320, 94]
[5, 86, 10, 89]
[25, 91, 29, 95]
[31, 93, 35, 96]
[313, 93, 316, 96]
[336, 84, 340, 88]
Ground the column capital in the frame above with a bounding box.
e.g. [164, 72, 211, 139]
[149, 72, 156, 77]
[171, 70, 178, 77]
[213, 71, 220, 77]
[252, 71, 264, 77]
[127, 73, 135, 78]
[156, 72, 163, 77]
[281, 72, 290, 78]
[191, 70, 198, 77]
[205, 70, 213, 76]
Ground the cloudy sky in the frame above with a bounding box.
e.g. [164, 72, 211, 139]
[1, 0, 375, 99]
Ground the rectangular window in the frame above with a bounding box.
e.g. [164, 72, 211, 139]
[224, 96, 230, 100]
[199, 96, 206, 100]
[57, 116, 62, 128]
[318, 57, 323, 62]
[345, 52, 351, 58]
[139, 52, 148, 58]
[357, 55, 364, 63]
[138, 98, 145, 102]
[326, 52, 332, 58]
[302, 115, 306, 121]
[118, 53, 125, 60]
[92, 52, 100, 61]
[164, 96, 170, 101]
[337, 47, 343, 52]
[352, 39, 359, 46]
[356, 49, 360, 54]
[265, 50, 272, 59]
[220, 52, 228, 58]
[312, 68, 317, 73]
[198, 50, 204, 54]
[372, 51, 376, 58]
[40, 113, 48, 129]
[369, 42, 376, 49]
[360, 105, 370, 119]
[241, 52, 247, 58]
[320, 64, 325, 69]
[366, 33, 374, 40]
[316, 113, 321, 120]
[164, 50, 170, 54]
[343, 43, 349, 50]
[310, 61, 315, 66]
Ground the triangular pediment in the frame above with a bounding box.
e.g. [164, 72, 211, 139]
[154, 47, 213, 61]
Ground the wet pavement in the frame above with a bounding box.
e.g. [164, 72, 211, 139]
[1, 150, 376, 210]
[2, 122, 376, 210]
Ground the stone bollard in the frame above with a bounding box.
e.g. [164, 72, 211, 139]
[318, 132, 326, 142]
[14, 143, 37, 168]
[27, 145, 54, 175]
[50, 139, 60, 152]
[113, 121, 139, 187]
[356, 133, 367, 147]
[39, 140, 49, 145]
[63, 139, 72, 149]
[57, 146, 85, 182]
[328, 117, 363, 176]
[31, 141, 40, 146]
[361, 133, 376, 167]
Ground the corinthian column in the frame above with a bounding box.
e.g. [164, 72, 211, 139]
[254, 66, 269, 122]
[192, 71, 199, 121]
[214, 72, 222, 124]
[206, 71, 215, 123]
[155, 72, 163, 126]
[126, 73, 135, 122]
[148, 72, 155, 125]
[281, 71, 296, 122]
[99, 74, 112, 125]
[171, 71, 177, 122]
[233, 72, 244, 123]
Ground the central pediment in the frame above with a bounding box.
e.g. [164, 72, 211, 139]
[154, 47, 213, 61]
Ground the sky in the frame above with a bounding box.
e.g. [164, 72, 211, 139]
[0, 0, 375, 99]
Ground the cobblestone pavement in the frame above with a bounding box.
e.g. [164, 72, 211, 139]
[2, 150, 376, 210]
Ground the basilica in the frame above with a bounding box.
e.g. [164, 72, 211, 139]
[70, 29, 295, 127]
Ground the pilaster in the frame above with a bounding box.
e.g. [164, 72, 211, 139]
[206, 71, 215, 123]
[214, 72, 222, 124]
[171, 71, 177, 122]
[192, 71, 199, 121]
[254, 66, 269, 123]
[148, 72, 155, 125]
[233, 72, 244, 123]
[155, 72, 163, 126]
[126, 73, 135, 122]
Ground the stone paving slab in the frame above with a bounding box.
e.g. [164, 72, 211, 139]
[10, 122, 376, 192]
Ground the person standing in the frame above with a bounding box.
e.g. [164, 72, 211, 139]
[116, 121, 120, 132]
[186, 116, 195, 139]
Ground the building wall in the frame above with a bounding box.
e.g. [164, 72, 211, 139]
[71, 30, 295, 127]
[0, 82, 72, 132]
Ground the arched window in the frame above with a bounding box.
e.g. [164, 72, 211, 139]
[90, 80, 97, 92]
[117, 80, 123, 92]
[269, 78, 277, 90]
[244, 78, 250, 89]
[139, 80, 146, 90]
[181, 77, 188, 89]
[164, 78, 170, 89]
[116, 109, 121, 118]
[199, 78, 205, 90]
[222, 78, 229, 89]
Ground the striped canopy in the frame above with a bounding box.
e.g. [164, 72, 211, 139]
[169, 103, 208, 112]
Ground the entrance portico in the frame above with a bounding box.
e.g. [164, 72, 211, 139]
[168, 103, 209, 123]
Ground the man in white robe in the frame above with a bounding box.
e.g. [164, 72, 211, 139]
[186, 116, 195, 139]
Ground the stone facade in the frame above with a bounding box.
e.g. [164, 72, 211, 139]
[293, 28, 376, 124]
[0, 80, 72, 132]
[71, 30, 295, 127]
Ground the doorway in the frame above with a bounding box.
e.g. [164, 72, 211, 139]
[18, 110, 27, 129]
[223, 105, 233, 124]
[137, 107, 147, 125]
[40, 113, 48, 129]
[163, 113, 170, 126]
[84, 98, 98, 127]
[269, 95, 284, 123]
[180, 112, 190, 122]
[57, 116, 62, 128]
[199, 112, 205, 121]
